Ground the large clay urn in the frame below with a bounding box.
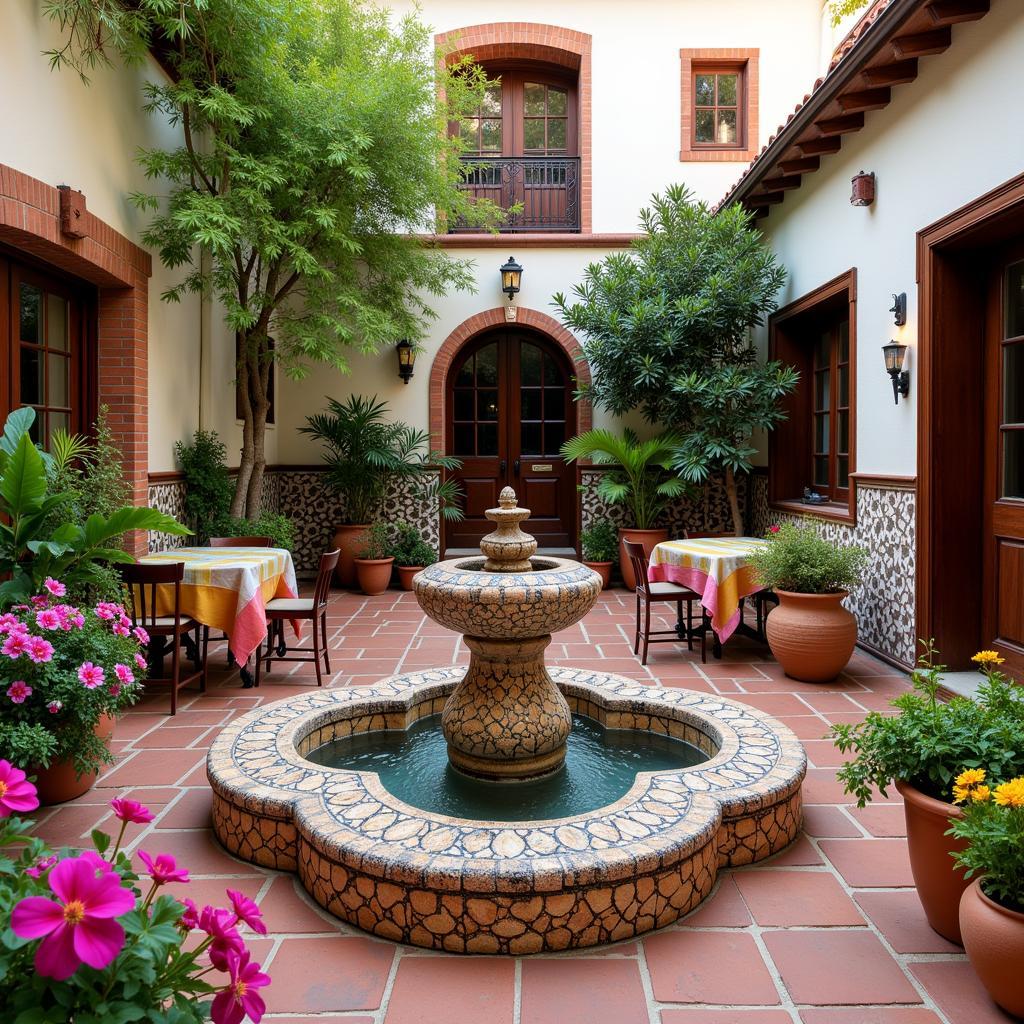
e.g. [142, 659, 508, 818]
[896, 780, 968, 944]
[959, 878, 1024, 1017]
[33, 713, 117, 805]
[333, 524, 370, 588]
[764, 589, 857, 682]
[618, 528, 669, 591]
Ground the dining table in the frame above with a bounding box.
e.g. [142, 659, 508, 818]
[138, 546, 301, 673]
[646, 536, 772, 653]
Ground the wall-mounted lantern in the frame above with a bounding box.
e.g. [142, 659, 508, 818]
[850, 170, 875, 207]
[889, 292, 907, 327]
[500, 256, 523, 300]
[396, 339, 416, 384]
[882, 342, 910, 405]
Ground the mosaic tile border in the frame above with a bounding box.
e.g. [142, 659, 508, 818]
[207, 668, 806, 953]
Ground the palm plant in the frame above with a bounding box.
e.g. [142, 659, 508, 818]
[301, 395, 464, 525]
[561, 429, 688, 530]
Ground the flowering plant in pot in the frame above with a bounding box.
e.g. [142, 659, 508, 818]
[748, 522, 867, 682]
[354, 522, 395, 596]
[831, 647, 1024, 944]
[0, 584, 147, 804]
[948, 766, 1024, 1017]
[0, 762, 271, 1022]
[390, 521, 437, 591]
[580, 518, 618, 589]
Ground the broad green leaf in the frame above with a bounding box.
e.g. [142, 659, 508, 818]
[1, 433, 47, 516]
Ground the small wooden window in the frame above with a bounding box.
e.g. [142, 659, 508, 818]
[679, 50, 759, 163]
[811, 319, 851, 502]
[693, 69, 742, 148]
[460, 81, 504, 156]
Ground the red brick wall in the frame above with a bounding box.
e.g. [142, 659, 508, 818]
[0, 163, 152, 556]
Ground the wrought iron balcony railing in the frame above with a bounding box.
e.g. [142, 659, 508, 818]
[452, 156, 581, 233]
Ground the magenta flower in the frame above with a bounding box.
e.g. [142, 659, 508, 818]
[199, 905, 246, 970]
[78, 849, 117, 876]
[226, 889, 267, 935]
[10, 855, 134, 979]
[134, 653, 148, 671]
[30, 595, 50, 610]
[110, 798, 154, 825]
[768, 524, 781, 534]
[47, 700, 63, 715]
[138, 850, 190, 886]
[7, 680, 32, 704]
[2, 631, 29, 658]
[211, 950, 270, 1024]
[56, 606, 85, 630]
[43, 577, 66, 598]
[179, 897, 199, 931]
[112, 622, 130, 637]
[114, 663, 135, 685]
[25, 855, 58, 879]
[0, 760, 39, 818]
[133, 626, 150, 645]
[27, 636, 55, 664]
[78, 662, 105, 689]
[94, 603, 116, 621]
[0, 612, 21, 633]
[35, 609, 61, 630]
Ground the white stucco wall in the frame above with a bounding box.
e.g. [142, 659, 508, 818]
[753, 0, 1024, 478]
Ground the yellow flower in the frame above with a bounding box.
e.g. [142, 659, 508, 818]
[972, 650, 1005, 668]
[970, 785, 991, 803]
[954, 768, 986, 788]
[953, 785, 970, 804]
[993, 777, 1024, 808]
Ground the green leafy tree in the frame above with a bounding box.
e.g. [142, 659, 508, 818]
[555, 185, 795, 534]
[827, 0, 873, 26]
[44, 0, 501, 518]
[174, 429, 234, 542]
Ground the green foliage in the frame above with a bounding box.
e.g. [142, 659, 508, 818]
[580, 518, 619, 563]
[0, 411, 189, 605]
[827, 0, 872, 26]
[212, 511, 296, 551]
[174, 430, 234, 543]
[554, 185, 794, 533]
[302, 395, 464, 525]
[389, 521, 437, 568]
[831, 643, 1024, 807]
[748, 522, 867, 594]
[357, 523, 392, 561]
[561, 429, 687, 530]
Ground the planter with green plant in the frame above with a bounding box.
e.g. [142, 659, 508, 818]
[948, 760, 1024, 1017]
[390, 521, 438, 591]
[354, 523, 395, 595]
[580, 517, 619, 589]
[561, 429, 687, 590]
[831, 647, 1024, 944]
[302, 396, 463, 588]
[748, 522, 867, 682]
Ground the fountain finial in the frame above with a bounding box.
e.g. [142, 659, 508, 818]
[480, 488, 537, 572]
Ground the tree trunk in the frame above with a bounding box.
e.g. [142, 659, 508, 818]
[245, 400, 268, 519]
[724, 466, 744, 537]
[232, 329, 254, 518]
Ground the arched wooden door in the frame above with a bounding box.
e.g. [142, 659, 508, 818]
[445, 328, 576, 550]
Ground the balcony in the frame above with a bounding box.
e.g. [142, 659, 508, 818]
[452, 155, 581, 233]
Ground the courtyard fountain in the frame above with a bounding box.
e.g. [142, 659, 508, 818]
[209, 490, 806, 953]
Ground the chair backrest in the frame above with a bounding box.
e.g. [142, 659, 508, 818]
[313, 549, 341, 608]
[685, 531, 731, 539]
[119, 561, 185, 629]
[209, 536, 274, 547]
[623, 540, 651, 595]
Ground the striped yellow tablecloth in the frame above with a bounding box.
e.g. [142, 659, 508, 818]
[138, 546, 298, 663]
[648, 537, 769, 641]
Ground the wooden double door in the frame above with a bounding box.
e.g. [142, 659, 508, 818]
[445, 329, 576, 550]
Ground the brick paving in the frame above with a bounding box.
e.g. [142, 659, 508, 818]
[31, 590, 1016, 1023]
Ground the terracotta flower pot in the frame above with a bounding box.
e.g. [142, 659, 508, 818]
[618, 528, 669, 591]
[396, 565, 424, 591]
[960, 877, 1024, 1018]
[333, 524, 370, 589]
[33, 713, 117, 806]
[764, 589, 857, 682]
[584, 561, 613, 590]
[897, 779, 968, 944]
[355, 557, 395, 596]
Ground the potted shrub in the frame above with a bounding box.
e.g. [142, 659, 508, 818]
[390, 521, 437, 591]
[561, 429, 686, 590]
[354, 523, 395, 595]
[580, 518, 618, 589]
[831, 647, 1024, 944]
[949, 758, 1024, 1017]
[748, 523, 867, 682]
[301, 396, 463, 588]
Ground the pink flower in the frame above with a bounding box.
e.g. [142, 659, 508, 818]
[35, 609, 61, 630]
[112, 622, 130, 637]
[110, 798, 154, 825]
[10, 854, 134, 979]
[7, 681, 32, 704]
[30, 595, 50, 610]
[47, 701, 63, 714]
[94, 604, 116, 621]
[25, 854, 58, 879]
[134, 653, 148, 671]
[2, 631, 29, 658]
[78, 662, 105, 689]
[108, 683, 122, 698]
[226, 889, 267, 935]
[768, 524, 781, 534]
[78, 850, 117, 876]
[133, 626, 150, 645]
[179, 897, 199, 931]
[43, 577, 66, 598]
[199, 905, 246, 970]
[55, 605, 85, 630]
[27, 636, 55, 664]
[0, 612, 21, 634]
[137, 850, 189, 886]
[211, 950, 270, 1024]
[0, 760, 39, 818]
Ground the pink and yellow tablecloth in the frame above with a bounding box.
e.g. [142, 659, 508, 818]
[647, 537, 769, 642]
[138, 546, 299, 663]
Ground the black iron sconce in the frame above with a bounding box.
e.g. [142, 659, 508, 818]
[882, 342, 910, 404]
[889, 292, 907, 327]
[396, 339, 415, 384]
[500, 256, 523, 300]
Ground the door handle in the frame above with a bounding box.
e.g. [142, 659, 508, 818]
[500, 459, 507, 475]
[513, 459, 520, 476]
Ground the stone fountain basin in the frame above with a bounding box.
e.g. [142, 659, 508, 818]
[207, 667, 806, 954]
[413, 557, 603, 638]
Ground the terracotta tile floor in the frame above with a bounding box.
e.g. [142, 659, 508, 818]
[34, 590, 1016, 1023]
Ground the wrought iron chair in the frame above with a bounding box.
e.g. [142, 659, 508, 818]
[623, 540, 706, 665]
[254, 549, 340, 688]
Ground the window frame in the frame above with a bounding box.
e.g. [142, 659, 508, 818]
[679, 49, 759, 163]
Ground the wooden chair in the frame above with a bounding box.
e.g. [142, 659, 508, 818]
[623, 540, 707, 665]
[209, 536, 274, 547]
[120, 562, 206, 715]
[254, 549, 340, 688]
